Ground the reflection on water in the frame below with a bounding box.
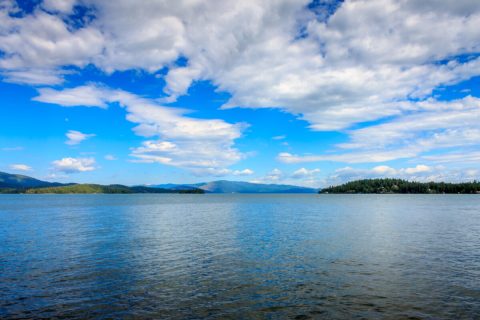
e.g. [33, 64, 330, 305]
[1, 194, 479, 319]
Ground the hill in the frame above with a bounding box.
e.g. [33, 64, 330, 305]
[0, 172, 203, 194]
[0, 171, 66, 189]
[25, 184, 204, 194]
[319, 178, 480, 194]
[152, 180, 317, 193]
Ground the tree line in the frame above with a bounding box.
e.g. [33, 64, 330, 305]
[319, 178, 480, 194]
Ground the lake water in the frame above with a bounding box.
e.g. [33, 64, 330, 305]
[1, 194, 479, 319]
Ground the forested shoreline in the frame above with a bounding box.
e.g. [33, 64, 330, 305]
[320, 179, 480, 194]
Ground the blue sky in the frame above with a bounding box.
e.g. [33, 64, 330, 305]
[1, 0, 480, 186]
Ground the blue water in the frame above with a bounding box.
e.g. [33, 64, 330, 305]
[1, 194, 479, 319]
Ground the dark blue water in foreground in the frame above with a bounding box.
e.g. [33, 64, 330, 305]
[1, 194, 479, 319]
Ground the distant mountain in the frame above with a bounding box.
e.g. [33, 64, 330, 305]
[0, 171, 203, 194]
[0, 171, 65, 189]
[151, 183, 201, 191]
[151, 180, 318, 193]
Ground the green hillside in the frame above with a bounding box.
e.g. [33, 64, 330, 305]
[0, 171, 204, 194]
[24, 184, 204, 194]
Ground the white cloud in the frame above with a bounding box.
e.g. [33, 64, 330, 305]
[35, 86, 111, 108]
[65, 130, 95, 145]
[52, 157, 96, 173]
[423, 152, 480, 164]
[279, 96, 480, 165]
[35, 85, 245, 171]
[42, 0, 76, 14]
[338, 97, 480, 150]
[291, 167, 321, 179]
[9, 164, 32, 171]
[272, 135, 286, 140]
[233, 169, 254, 176]
[404, 165, 431, 175]
[2, 69, 65, 85]
[0, 8, 103, 73]
[2, 0, 478, 112]
[104, 154, 117, 161]
[277, 149, 418, 164]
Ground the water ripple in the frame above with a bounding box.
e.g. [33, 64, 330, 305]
[1, 194, 479, 319]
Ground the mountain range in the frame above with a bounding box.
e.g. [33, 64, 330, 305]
[0, 171, 317, 194]
[150, 180, 317, 193]
[0, 171, 202, 194]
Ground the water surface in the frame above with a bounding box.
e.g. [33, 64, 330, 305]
[1, 194, 479, 319]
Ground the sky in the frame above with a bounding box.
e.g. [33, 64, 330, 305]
[1, 0, 480, 187]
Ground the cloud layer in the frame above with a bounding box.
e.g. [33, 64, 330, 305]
[1, 0, 480, 178]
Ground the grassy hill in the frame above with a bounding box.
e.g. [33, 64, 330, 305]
[0, 172, 204, 194]
[320, 178, 480, 194]
[24, 184, 204, 194]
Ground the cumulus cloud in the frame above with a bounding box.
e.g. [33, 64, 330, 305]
[52, 157, 96, 173]
[2, 1, 479, 112]
[65, 130, 95, 145]
[0, 5, 103, 78]
[42, 0, 76, 14]
[35, 85, 245, 171]
[9, 164, 32, 171]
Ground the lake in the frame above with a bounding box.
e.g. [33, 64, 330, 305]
[1, 194, 479, 319]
